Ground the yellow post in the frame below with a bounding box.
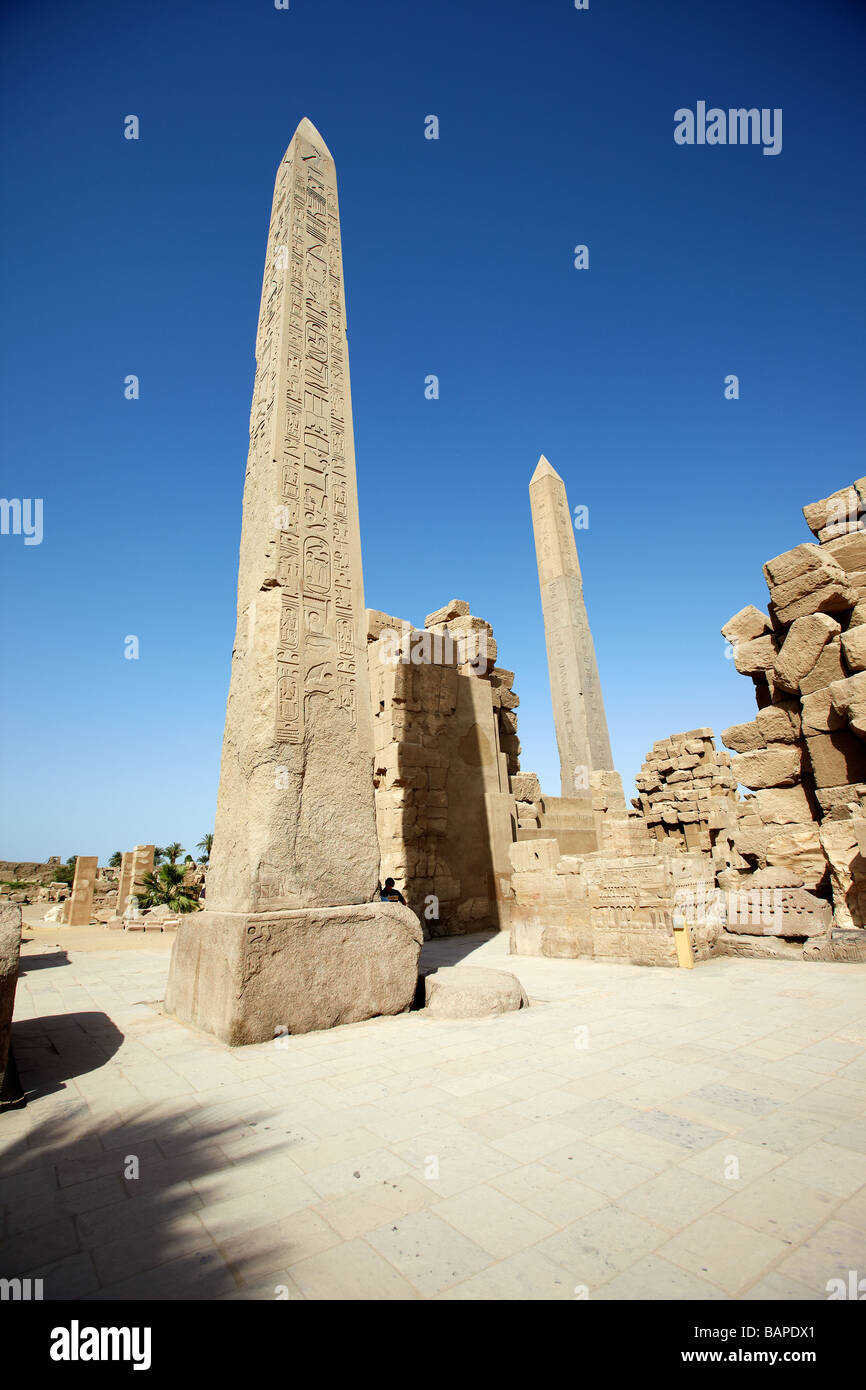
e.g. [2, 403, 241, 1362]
[672, 913, 695, 969]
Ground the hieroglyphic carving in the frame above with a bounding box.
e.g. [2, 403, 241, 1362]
[248, 123, 362, 745]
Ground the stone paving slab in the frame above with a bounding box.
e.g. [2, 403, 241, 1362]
[1, 931, 865, 1300]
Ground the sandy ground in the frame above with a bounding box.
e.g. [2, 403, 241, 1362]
[19, 904, 174, 954]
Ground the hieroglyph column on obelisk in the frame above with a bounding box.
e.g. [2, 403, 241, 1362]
[205, 117, 379, 915]
[529, 455, 614, 795]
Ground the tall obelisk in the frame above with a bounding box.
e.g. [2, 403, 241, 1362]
[206, 116, 378, 915]
[167, 120, 421, 1043]
[529, 455, 614, 795]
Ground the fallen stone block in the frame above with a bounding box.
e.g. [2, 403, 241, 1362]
[422, 966, 528, 1019]
[165, 903, 423, 1044]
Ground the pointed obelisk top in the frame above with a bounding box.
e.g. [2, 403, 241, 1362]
[287, 116, 333, 159]
[530, 454, 562, 486]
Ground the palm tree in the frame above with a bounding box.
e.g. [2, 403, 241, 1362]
[162, 842, 185, 865]
[196, 832, 214, 864]
[137, 864, 200, 914]
[109, 851, 122, 868]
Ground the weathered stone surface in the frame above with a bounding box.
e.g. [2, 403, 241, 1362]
[804, 729, 866, 788]
[799, 637, 847, 696]
[62, 856, 98, 926]
[751, 785, 815, 824]
[803, 485, 862, 540]
[511, 771, 542, 803]
[816, 783, 866, 815]
[529, 455, 613, 793]
[115, 844, 155, 919]
[819, 819, 866, 930]
[422, 966, 528, 1019]
[755, 704, 801, 744]
[721, 720, 765, 753]
[733, 635, 778, 676]
[0, 904, 22, 1102]
[765, 825, 827, 890]
[829, 671, 866, 737]
[722, 880, 831, 937]
[822, 531, 866, 572]
[772, 613, 840, 693]
[166, 903, 423, 1044]
[367, 609, 407, 642]
[763, 544, 855, 625]
[721, 605, 772, 644]
[800, 687, 845, 734]
[424, 599, 469, 628]
[204, 118, 379, 918]
[841, 625, 866, 673]
[732, 744, 802, 789]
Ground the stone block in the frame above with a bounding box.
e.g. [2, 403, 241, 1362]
[755, 704, 801, 744]
[799, 637, 847, 696]
[733, 635, 779, 676]
[765, 825, 827, 890]
[772, 613, 840, 692]
[733, 745, 802, 790]
[800, 688, 845, 735]
[510, 772, 542, 803]
[721, 605, 772, 644]
[763, 543, 855, 624]
[802, 486, 861, 540]
[422, 966, 528, 1018]
[842, 625, 866, 673]
[751, 785, 815, 825]
[821, 531, 866, 572]
[424, 599, 470, 628]
[721, 721, 765, 753]
[165, 903, 423, 1044]
[804, 729, 866, 789]
[508, 839, 559, 874]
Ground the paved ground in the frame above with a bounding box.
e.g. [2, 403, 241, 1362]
[2, 926, 865, 1300]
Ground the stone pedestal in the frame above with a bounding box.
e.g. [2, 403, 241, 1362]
[165, 903, 422, 1044]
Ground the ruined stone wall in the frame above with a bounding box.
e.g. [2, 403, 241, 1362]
[713, 477, 866, 960]
[634, 729, 738, 853]
[367, 601, 515, 937]
[504, 836, 715, 967]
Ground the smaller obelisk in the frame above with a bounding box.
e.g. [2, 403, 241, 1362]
[529, 455, 613, 795]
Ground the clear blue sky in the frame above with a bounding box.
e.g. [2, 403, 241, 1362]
[1, 0, 864, 863]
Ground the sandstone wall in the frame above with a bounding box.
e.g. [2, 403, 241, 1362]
[635, 729, 738, 853]
[367, 601, 515, 936]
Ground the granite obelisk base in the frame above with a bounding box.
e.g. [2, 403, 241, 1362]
[165, 903, 423, 1044]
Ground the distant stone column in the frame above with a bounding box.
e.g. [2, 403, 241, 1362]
[63, 856, 98, 926]
[113, 844, 154, 919]
[529, 455, 614, 795]
[166, 119, 421, 1043]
